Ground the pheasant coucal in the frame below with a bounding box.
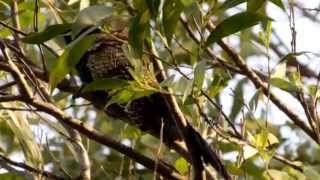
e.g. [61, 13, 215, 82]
[74, 32, 230, 179]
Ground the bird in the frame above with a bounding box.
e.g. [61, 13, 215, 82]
[74, 31, 230, 179]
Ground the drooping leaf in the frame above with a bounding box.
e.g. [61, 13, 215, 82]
[270, 77, 301, 93]
[2, 102, 43, 169]
[129, 9, 151, 56]
[229, 78, 246, 121]
[81, 78, 131, 92]
[22, 24, 72, 44]
[219, 0, 246, 10]
[72, 5, 113, 37]
[206, 12, 271, 45]
[194, 60, 206, 89]
[249, 89, 260, 111]
[162, 0, 184, 43]
[49, 35, 96, 91]
[247, 0, 265, 12]
[269, 0, 285, 11]
[208, 69, 230, 97]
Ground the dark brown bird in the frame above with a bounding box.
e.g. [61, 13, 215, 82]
[76, 33, 230, 179]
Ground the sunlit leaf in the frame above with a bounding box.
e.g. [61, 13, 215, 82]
[271, 62, 287, 78]
[270, 78, 301, 93]
[175, 158, 189, 174]
[266, 169, 291, 179]
[2, 102, 43, 169]
[243, 145, 258, 160]
[206, 12, 271, 45]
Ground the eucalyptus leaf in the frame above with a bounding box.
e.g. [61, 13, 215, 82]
[206, 12, 271, 45]
[270, 78, 301, 93]
[49, 35, 96, 91]
[247, 0, 265, 12]
[219, 0, 246, 10]
[269, 0, 285, 11]
[162, 0, 184, 43]
[22, 24, 72, 44]
[72, 5, 113, 37]
[82, 78, 131, 92]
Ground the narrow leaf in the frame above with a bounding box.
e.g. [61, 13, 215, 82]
[49, 35, 96, 91]
[194, 60, 206, 89]
[247, 0, 265, 12]
[162, 0, 184, 43]
[270, 78, 301, 93]
[22, 24, 72, 44]
[82, 78, 130, 92]
[206, 12, 271, 45]
[72, 5, 113, 37]
[269, 0, 285, 11]
[129, 10, 151, 56]
[219, 0, 246, 10]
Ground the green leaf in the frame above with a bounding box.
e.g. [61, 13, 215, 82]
[249, 90, 260, 111]
[229, 78, 246, 121]
[247, 0, 265, 12]
[269, 0, 285, 11]
[3, 102, 43, 168]
[122, 125, 142, 139]
[304, 166, 320, 179]
[106, 85, 155, 107]
[129, 10, 151, 56]
[174, 158, 189, 174]
[22, 24, 72, 44]
[270, 77, 301, 93]
[206, 12, 271, 45]
[194, 60, 206, 89]
[219, 0, 246, 10]
[271, 61, 287, 78]
[254, 130, 268, 148]
[208, 69, 229, 97]
[49, 35, 96, 91]
[228, 165, 245, 176]
[82, 78, 131, 92]
[72, 5, 113, 37]
[162, 0, 184, 43]
[266, 169, 291, 180]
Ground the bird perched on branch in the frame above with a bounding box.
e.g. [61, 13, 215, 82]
[74, 31, 230, 179]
